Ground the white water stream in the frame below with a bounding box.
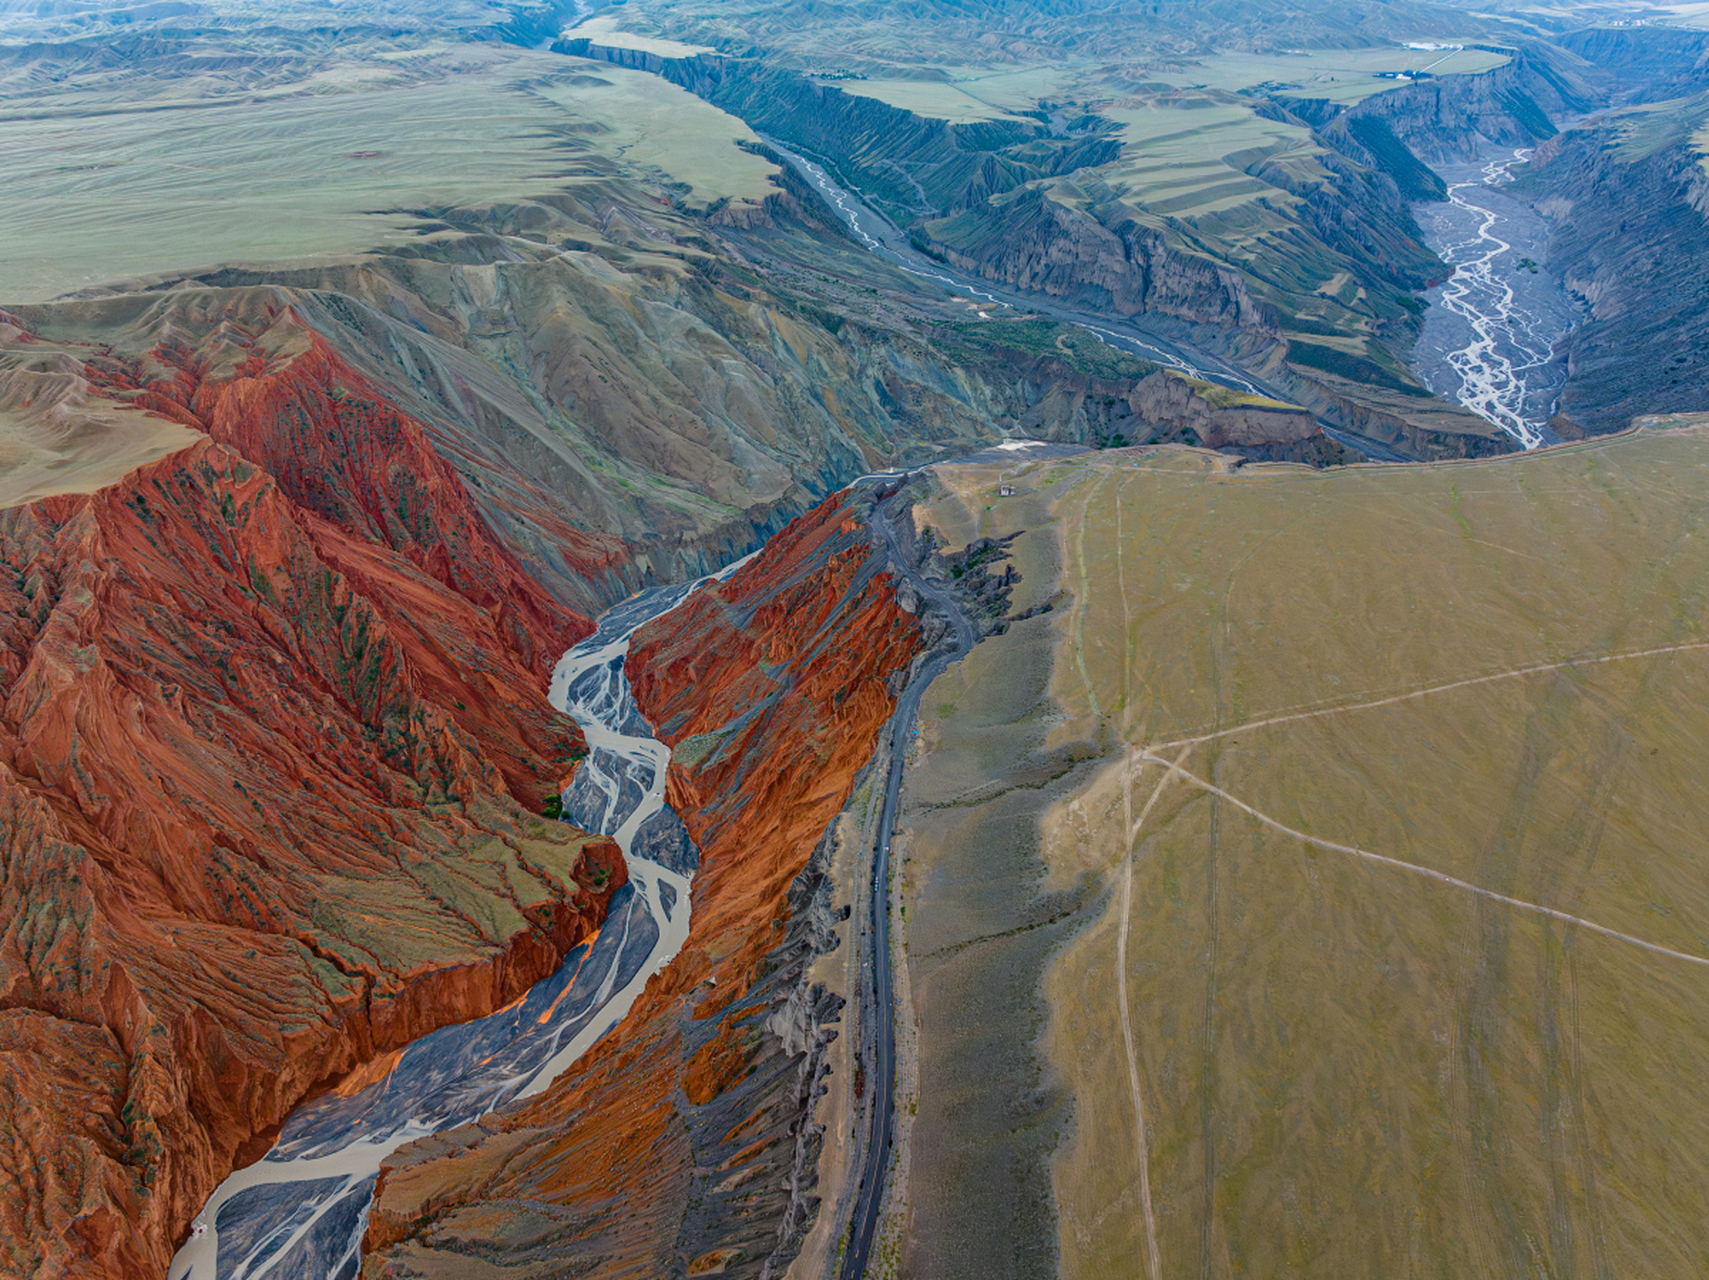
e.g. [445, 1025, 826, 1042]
[168, 564, 745, 1280]
[1417, 148, 1578, 449]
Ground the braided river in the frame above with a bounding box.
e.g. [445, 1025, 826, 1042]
[1412, 147, 1581, 449]
[168, 572, 733, 1280]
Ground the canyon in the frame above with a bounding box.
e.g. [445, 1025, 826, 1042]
[0, 361, 612, 1279]
[1, 2, 1708, 1278]
[358, 484, 933, 1278]
[1411, 147, 1580, 448]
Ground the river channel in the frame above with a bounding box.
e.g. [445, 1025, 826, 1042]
[168, 573, 733, 1280]
[760, 139, 1296, 404]
[157, 139, 1582, 1280]
[1412, 147, 1581, 449]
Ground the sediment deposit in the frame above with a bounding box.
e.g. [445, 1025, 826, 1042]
[360, 489, 926, 1278]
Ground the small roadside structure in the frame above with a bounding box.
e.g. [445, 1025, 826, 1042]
[999, 484, 1015, 496]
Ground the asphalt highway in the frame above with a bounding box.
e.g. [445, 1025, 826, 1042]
[838, 489, 979, 1280]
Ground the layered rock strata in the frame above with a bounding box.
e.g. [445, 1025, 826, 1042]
[1517, 111, 1709, 434]
[0, 315, 621, 1276]
[1321, 42, 1602, 165]
[361, 488, 926, 1278]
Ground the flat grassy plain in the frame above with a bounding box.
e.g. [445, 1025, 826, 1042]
[838, 76, 1031, 122]
[901, 428, 1709, 1278]
[0, 45, 773, 304]
[1153, 46, 1509, 101]
[562, 12, 714, 57]
[818, 47, 1507, 122]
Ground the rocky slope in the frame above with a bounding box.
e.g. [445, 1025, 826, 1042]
[1319, 41, 1602, 165]
[360, 487, 927, 1278]
[0, 9, 1592, 1273]
[1557, 26, 1709, 104]
[0, 395, 623, 1277]
[0, 98, 1368, 1274]
[918, 186, 1275, 334]
[1513, 94, 1709, 435]
[635, 55, 1125, 224]
[562, 37, 1522, 458]
[12, 175, 1350, 602]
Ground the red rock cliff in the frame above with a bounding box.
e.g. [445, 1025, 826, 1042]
[0, 312, 617, 1277]
[361, 490, 926, 1277]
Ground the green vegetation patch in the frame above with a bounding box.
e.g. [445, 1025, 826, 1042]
[1165, 370, 1302, 411]
[673, 728, 734, 770]
[1344, 114, 1447, 201]
[1284, 338, 1433, 396]
[938, 319, 1158, 383]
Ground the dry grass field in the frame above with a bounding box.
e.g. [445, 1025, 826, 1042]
[0, 43, 773, 304]
[838, 46, 1508, 121]
[898, 428, 1709, 1278]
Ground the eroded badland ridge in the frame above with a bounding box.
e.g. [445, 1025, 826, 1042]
[0, 1, 1706, 1277]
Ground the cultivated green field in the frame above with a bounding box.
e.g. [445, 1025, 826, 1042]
[902, 428, 1709, 1278]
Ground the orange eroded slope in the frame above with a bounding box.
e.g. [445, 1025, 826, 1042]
[362, 492, 924, 1278]
[0, 312, 620, 1277]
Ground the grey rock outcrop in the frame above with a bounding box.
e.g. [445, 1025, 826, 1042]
[1518, 122, 1709, 434]
[629, 805, 700, 874]
[921, 189, 1270, 332]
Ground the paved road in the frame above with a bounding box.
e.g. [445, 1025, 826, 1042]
[768, 144, 1299, 396]
[761, 139, 1424, 466]
[839, 488, 979, 1280]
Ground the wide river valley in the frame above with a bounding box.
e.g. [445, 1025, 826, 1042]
[1411, 146, 1582, 449]
[168, 576, 725, 1280]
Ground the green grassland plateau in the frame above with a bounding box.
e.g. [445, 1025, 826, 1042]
[896, 426, 1709, 1278]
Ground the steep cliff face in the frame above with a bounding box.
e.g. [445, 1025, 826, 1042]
[666, 57, 1524, 456]
[76, 307, 587, 693]
[361, 489, 926, 1279]
[1276, 361, 1510, 460]
[631, 55, 1122, 223]
[922, 188, 1273, 333]
[1515, 101, 1709, 434]
[18, 159, 1369, 633]
[1322, 43, 1602, 164]
[1557, 26, 1709, 104]
[0, 321, 625, 1274]
[553, 39, 1507, 459]
[1122, 370, 1331, 457]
